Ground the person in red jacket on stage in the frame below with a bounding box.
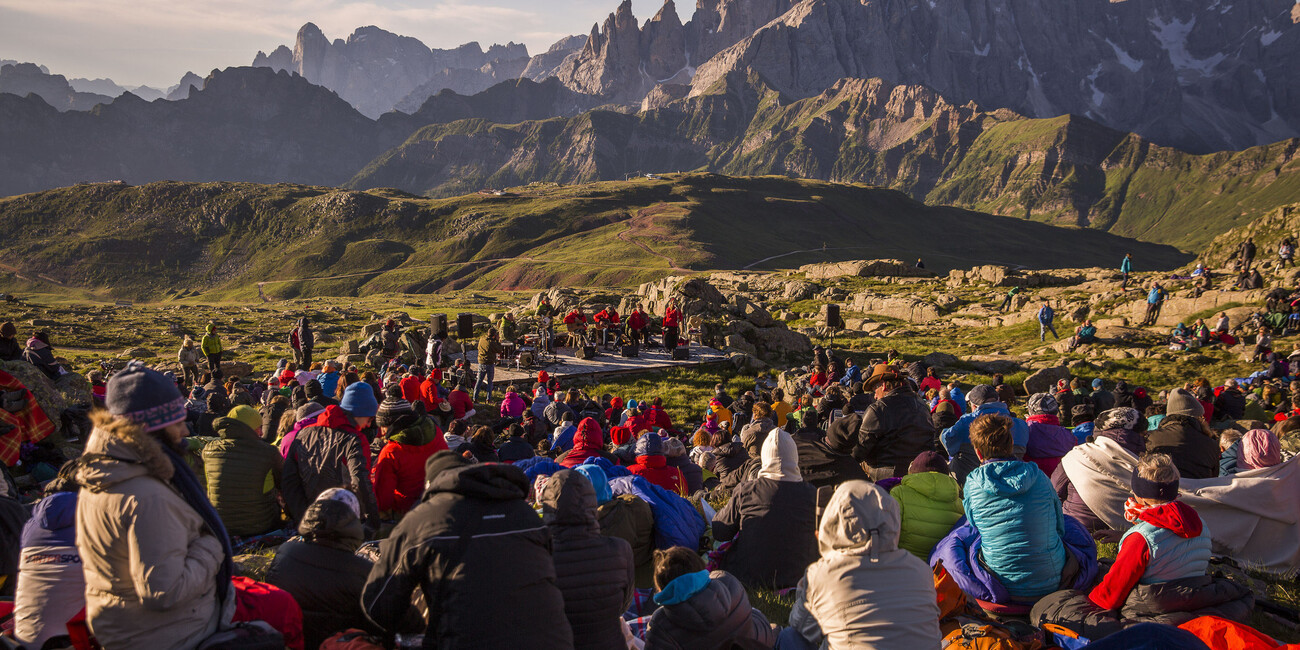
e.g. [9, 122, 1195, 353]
[627, 305, 649, 346]
[663, 300, 684, 352]
[593, 305, 622, 347]
[629, 432, 688, 495]
[563, 306, 588, 347]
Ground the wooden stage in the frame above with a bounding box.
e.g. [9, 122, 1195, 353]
[462, 343, 730, 383]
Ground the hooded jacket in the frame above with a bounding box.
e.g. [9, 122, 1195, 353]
[1052, 427, 1145, 534]
[711, 429, 818, 588]
[74, 414, 231, 650]
[892, 471, 964, 561]
[853, 388, 938, 474]
[629, 433, 688, 495]
[538, 470, 635, 649]
[15, 492, 84, 649]
[202, 416, 284, 536]
[795, 481, 942, 648]
[1088, 501, 1212, 610]
[1025, 413, 1079, 478]
[500, 390, 527, 418]
[266, 499, 380, 650]
[372, 416, 448, 514]
[361, 460, 572, 649]
[1147, 415, 1220, 479]
[964, 459, 1068, 601]
[643, 570, 777, 650]
[558, 418, 613, 468]
[283, 405, 379, 526]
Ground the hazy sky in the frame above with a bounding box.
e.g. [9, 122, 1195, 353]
[0, 0, 662, 88]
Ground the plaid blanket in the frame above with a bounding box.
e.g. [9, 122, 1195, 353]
[0, 370, 55, 466]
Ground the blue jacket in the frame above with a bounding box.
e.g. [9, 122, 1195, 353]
[609, 475, 707, 550]
[1071, 421, 1095, 445]
[319, 371, 340, 399]
[1147, 287, 1164, 304]
[941, 403, 1028, 482]
[1038, 306, 1054, 324]
[1121, 257, 1132, 274]
[839, 364, 863, 387]
[948, 387, 966, 415]
[962, 460, 1068, 601]
[1219, 440, 1240, 476]
[931, 513, 1097, 605]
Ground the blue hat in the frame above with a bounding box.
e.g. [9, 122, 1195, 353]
[575, 464, 613, 504]
[340, 382, 379, 418]
[1092, 378, 1104, 389]
[106, 361, 187, 432]
[635, 431, 663, 457]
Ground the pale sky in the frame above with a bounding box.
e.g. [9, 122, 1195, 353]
[0, 0, 663, 88]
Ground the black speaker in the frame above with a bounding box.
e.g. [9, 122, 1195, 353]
[578, 345, 597, 360]
[457, 313, 474, 339]
[621, 344, 639, 358]
[672, 347, 689, 360]
[825, 304, 842, 328]
[429, 313, 448, 338]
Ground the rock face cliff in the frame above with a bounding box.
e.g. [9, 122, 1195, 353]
[250, 23, 535, 118]
[687, 0, 1300, 153]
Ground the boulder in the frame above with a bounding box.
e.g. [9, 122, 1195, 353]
[723, 334, 758, 356]
[1023, 366, 1071, 395]
[729, 352, 767, 373]
[923, 352, 960, 368]
[54, 372, 93, 408]
[119, 347, 156, 358]
[1067, 305, 1090, 323]
[799, 259, 932, 280]
[782, 280, 818, 301]
[753, 327, 813, 357]
[361, 323, 383, 336]
[219, 361, 254, 378]
[1, 359, 69, 433]
[850, 292, 942, 323]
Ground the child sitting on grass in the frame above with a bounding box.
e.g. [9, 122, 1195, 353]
[643, 546, 777, 649]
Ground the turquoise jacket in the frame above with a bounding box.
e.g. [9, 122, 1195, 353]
[963, 459, 1067, 601]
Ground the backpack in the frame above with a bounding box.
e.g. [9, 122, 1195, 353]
[197, 622, 284, 650]
[320, 630, 386, 650]
[940, 616, 1045, 650]
[289, 328, 300, 349]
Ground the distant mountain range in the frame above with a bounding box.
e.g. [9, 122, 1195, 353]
[2, 0, 1299, 253]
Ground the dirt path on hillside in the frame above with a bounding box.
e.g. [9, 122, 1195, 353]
[616, 222, 689, 272]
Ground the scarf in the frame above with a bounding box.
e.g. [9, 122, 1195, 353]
[161, 443, 233, 604]
[1123, 496, 1156, 524]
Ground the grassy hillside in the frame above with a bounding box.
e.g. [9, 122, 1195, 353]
[349, 74, 1300, 253]
[0, 174, 1189, 300]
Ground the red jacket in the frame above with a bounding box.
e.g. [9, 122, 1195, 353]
[628, 311, 648, 331]
[1088, 501, 1204, 610]
[629, 455, 687, 495]
[371, 420, 448, 513]
[649, 406, 674, 433]
[560, 418, 606, 468]
[626, 412, 654, 435]
[399, 376, 423, 404]
[448, 389, 473, 419]
[418, 378, 443, 413]
[663, 308, 682, 328]
[563, 311, 586, 325]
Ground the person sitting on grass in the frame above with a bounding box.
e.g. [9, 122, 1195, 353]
[961, 414, 1070, 602]
[890, 451, 963, 561]
[1069, 319, 1098, 351]
[1031, 453, 1252, 638]
[643, 546, 777, 649]
[941, 384, 1029, 485]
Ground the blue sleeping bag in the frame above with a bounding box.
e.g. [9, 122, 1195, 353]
[609, 474, 707, 550]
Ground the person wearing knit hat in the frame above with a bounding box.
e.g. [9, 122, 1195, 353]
[1148, 392, 1219, 479]
[282, 382, 382, 527]
[372, 397, 447, 515]
[1070, 403, 1097, 444]
[628, 432, 687, 495]
[893, 451, 963, 560]
[202, 404, 282, 536]
[1024, 392, 1077, 477]
[376, 384, 413, 429]
[72, 361, 235, 648]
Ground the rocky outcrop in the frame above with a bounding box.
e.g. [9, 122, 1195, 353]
[556, 0, 648, 102]
[800, 259, 932, 280]
[688, 0, 1300, 154]
[1023, 366, 1071, 395]
[165, 72, 204, 100]
[252, 23, 531, 118]
[850, 292, 943, 323]
[1121, 289, 1267, 328]
[521, 35, 588, 82]
[947, 266, 1086, 288]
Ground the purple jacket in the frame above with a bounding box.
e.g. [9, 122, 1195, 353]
[500, 392, 527, 419]
[278, 414, 323, 458]
[931, 514, 1099, 605]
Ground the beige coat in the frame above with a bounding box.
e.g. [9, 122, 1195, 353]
[75, 412, 232, 649]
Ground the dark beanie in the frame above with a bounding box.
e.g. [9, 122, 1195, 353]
[1072, 403, 1096, 421]
[106, 362, 187, 432]
[425, 449, 470, 484]
[1165, 388, 1205, 418]
[909, 451, 950, 475]
[305, 379, 324, 400]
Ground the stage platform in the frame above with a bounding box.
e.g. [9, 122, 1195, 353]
[463, 344, 730, 384]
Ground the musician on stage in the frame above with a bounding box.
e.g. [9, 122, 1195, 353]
[663, 299, 683, 353]
[563, 305, 588, 348]
[626, 304, 648, 346]
[535, 296, 555, 353]
[593, 304, 622, 348]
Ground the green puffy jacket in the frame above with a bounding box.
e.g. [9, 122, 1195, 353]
[203, 417, 284, 536]
[891, 471, 964, 561]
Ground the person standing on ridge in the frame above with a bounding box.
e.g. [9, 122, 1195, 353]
[1239, 237, 1256, 270]
[1038, 301, 1059, 342]
[1120, 253, 1133, 291]
[201, 323, 223, 377]
[296, 317, 314, 368]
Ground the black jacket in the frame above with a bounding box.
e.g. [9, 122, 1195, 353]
[667, 454, 704, 494]
[538, 470, 635, 650]
[1214, 388, 1247, 422]
[0, 337, 20, 362]
[283, 417, 379, 526]
[844, 393, 873, 415]
[266, 500, 382, 650]
[22, 345, 60, 380]
[792, 435, 868, 488]
[1147, 415, 1220, 479]
[711, 442, 753, 489]
[644, 571, 776, 650]
[712, 477, 818, 589]
[496, 436, 536, 463]
[361, 462, 571, 649]
[852, 389, 937, 471]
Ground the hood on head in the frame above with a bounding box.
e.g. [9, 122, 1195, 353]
[635, 431, 663, 457]
[818, 480, 900, 557]
[970, 460, 1039, 498]
[426, 459, 529, 502]
[538, 469, 600, 531]
[1138, 500, 1203, 539]
[213, 416, 259, 441]
[76, 411, 174, 491]
[298, 499, 364, 551]
[574, 464, 613, 504]
[899, 471, 960, 503]
[571, 417, 604, 453]
[759, 428, 801, 482]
